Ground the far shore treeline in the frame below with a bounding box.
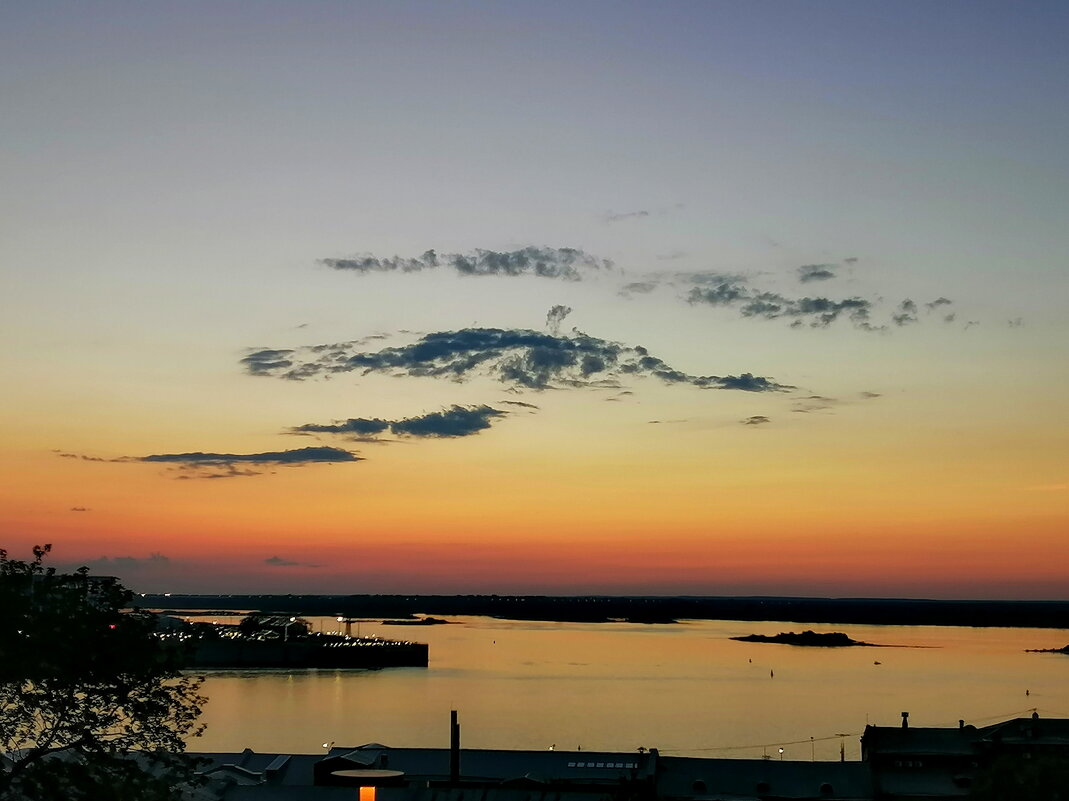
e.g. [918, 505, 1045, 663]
[138, 594, 1069, 629]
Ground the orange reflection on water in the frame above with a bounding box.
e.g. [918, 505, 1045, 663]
[188, 617, 1069, 760]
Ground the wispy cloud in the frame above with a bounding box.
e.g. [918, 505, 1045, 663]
[321, 246, 612, 281]
[77, 553, 171, 572]
[240, 348, 294, 376]
[500, 400, 539, 410]
[619, 261, 960, 331]
[59, 446, 362, 479]
[792, 395, 837, 414]
[545, 304, 572, 335]
[264, 556, 321, 568]
[891, 299, 919, 326]
[687, 278, 877, 329]
[605, 210, 650, 222]
[141, 447, 358, 466]
[797, 264, 838, 283]
[294, 405, 506, 440]
[741, 415, 771, 425]
[243, 327, 790, 393]
[619, 281, 659, 298]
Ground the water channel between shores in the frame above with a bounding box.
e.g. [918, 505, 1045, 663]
[183, 615, 1069, 761]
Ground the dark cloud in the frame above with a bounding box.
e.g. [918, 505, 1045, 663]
[694, 288, 874, 328]
[657, 251, 688, 261]
[110, 447, 366, 479]
[545, 305, 572, 335]
[294, 418, 390, 437]
[797, 264, 838, 283]
[622, 260, 958, 332]
[606, 210, 650, 222]
[69, 506, 90, 512]
[245, 327, 790, 394]
[500, 400, 539, 409]
[683, 273, 877, 329]
[686, 278, 751, 307]
[294, 406, 506, 440]
[1008, 317, 1024, 328]
[391, 406, 505, 438]
[322, 247, 612, 281]
[859, 392, 882, 399]
[891, 299, 919, 326]
[142, 447, 358, 466]
[741, 415, 771, 426]
[241, 349, 295, 376]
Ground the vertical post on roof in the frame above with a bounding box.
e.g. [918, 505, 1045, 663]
[449, 710, 461, 784]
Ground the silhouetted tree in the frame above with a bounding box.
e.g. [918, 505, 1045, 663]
[0, 545, 205, 800]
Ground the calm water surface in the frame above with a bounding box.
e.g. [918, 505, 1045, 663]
[185, 616, 1069, 760]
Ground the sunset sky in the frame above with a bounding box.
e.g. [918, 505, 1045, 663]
[2, 1, 1067, 598]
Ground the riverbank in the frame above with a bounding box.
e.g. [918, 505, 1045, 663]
[141, 594, 1069, 629]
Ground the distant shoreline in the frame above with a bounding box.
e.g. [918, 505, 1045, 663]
[139, 595, 1069, 630]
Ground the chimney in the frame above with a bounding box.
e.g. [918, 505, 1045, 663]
[959, 720, 965, 729]
[901, 712, 909, 729]
[449, 710, 461, 783]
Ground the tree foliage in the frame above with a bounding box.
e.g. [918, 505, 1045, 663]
[0, 545, 205, 800]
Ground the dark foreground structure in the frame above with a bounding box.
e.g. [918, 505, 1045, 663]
[191, 635, 428, 669]
[176, 713, 1069, 801]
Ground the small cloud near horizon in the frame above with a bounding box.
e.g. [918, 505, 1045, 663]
[264, 556, 322, 568]
[57, 446, 361, 480]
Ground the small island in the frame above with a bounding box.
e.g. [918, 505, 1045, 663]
[731, 630, 876, 647]
[381, 616, 452, 626]
[1026, 644, 1069, 654]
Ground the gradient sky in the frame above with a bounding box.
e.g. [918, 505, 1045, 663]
[2, 1, 1067, 598]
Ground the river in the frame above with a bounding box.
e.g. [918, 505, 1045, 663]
[183, 615, 1069, 760]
